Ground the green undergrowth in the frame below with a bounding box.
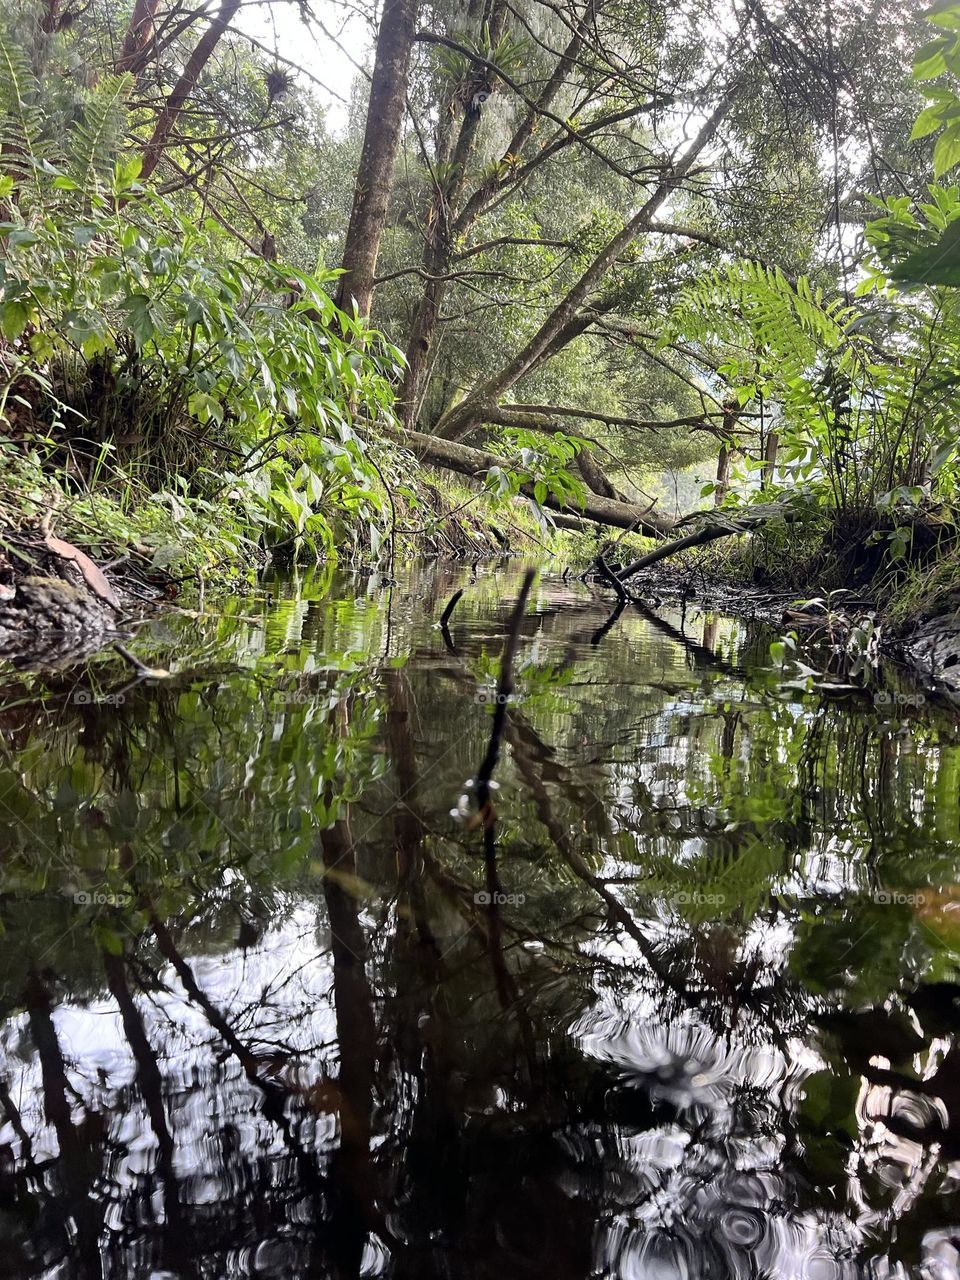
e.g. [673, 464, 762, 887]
[0, 441, 551, 590]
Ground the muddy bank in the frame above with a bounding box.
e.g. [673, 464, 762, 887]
[0, 522, 173, 666]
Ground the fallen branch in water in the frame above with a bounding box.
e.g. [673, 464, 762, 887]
[616, 503, 798, 581]
[475, 569, 536, 826]
[472, 568, 536, 1009]
[594, 552, 631, 602]
[396, 428, 674, 535]
[439, 587, 464, 652]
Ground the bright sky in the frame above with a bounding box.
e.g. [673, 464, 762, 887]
[236, 0, 374, 130]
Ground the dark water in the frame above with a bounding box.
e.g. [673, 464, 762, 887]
[2, 563, 960, 1279]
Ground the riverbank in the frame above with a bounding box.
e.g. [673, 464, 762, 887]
[6, 445, 960, 703]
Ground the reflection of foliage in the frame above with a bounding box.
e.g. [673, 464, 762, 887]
[3, 573, 960, 1272]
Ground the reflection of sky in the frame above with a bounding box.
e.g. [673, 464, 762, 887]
[0, 903, 339, 1187]
[576, 995, 887, 1280]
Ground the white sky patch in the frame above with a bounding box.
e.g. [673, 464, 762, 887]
[236, 0, 373, 131]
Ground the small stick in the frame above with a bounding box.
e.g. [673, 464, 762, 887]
[439, 587, 464, 653]
[594, 552, 628, 602]
[475, 570, 536, 819]
[439, 588, 464, 630]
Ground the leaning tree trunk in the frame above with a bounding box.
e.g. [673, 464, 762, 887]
[336, 0, 419, 319]
[138, 0, 240, 182]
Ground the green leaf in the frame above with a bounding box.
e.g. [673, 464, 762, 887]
[0, 300, 29, 339]
[113, 154, 142, 192]
[927, 1, 960, 30]
[891, 217, 960, 284]
[915, 38, 950, 79]
[911, 105, 945, 140]
[934, 123, 960, 174]
[123, 293, 156, 347]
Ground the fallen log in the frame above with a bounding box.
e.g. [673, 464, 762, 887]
[397, 428, 675, 536]
[396, 429, 798, 565]
[616, 504, 797, 580]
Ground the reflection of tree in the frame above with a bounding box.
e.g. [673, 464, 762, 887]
[319, 811, 378, 1279]
[24, 970, 107, 1277]
[5, 574, 960, 1274]
[102, 949, 183, 1254]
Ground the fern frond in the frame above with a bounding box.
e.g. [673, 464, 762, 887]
[66, 73, 132, 199]
[0, 18, 46, 201]
[669, 261, 866, 389]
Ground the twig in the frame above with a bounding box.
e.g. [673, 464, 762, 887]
[475, 570, 536, 820]
[594, 552, 629, 602]
[439, 587, 464, 653]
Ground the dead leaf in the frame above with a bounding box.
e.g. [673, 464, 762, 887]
[43, 534, 121, 611]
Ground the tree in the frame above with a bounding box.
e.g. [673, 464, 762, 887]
[335, 0, 420, 318]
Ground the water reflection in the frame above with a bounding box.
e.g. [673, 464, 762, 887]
[1, 564, 960, 1278]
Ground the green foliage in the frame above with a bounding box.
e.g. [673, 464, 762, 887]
[665, 246, 960, 551]
[485, 427, 588, 526]
[0, 18, 405, 565]
[909, 1, 960, 175]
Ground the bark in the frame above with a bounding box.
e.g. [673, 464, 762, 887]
[335, 0, 419, 319]
[576, 448, 623, 500]
[400, 423, 794, 554]
[715, 443, 731, 507]
[116, 0, 161, 74]
[398, 427, 674, 534]
[617, 525, 743, 579]
[762, 428, 780, 488]
[138, 0, 241, 183]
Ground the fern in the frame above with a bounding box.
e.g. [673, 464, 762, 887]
[66, 73, 132, 199]
[0, 19, 47, 202]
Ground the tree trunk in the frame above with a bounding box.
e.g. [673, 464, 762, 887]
[116, 0, 161, 74]
[336, 0, 419, 319]
[139, 0, 241, 182]
[397, 427, 674, 534]
[762, 429, 779, 488]
[715, 443, 730, 506]
[398, 2, 509, 422]
[577, 448, 624, 500]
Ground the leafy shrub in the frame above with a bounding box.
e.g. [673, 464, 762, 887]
[0, 20, 404, 564]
